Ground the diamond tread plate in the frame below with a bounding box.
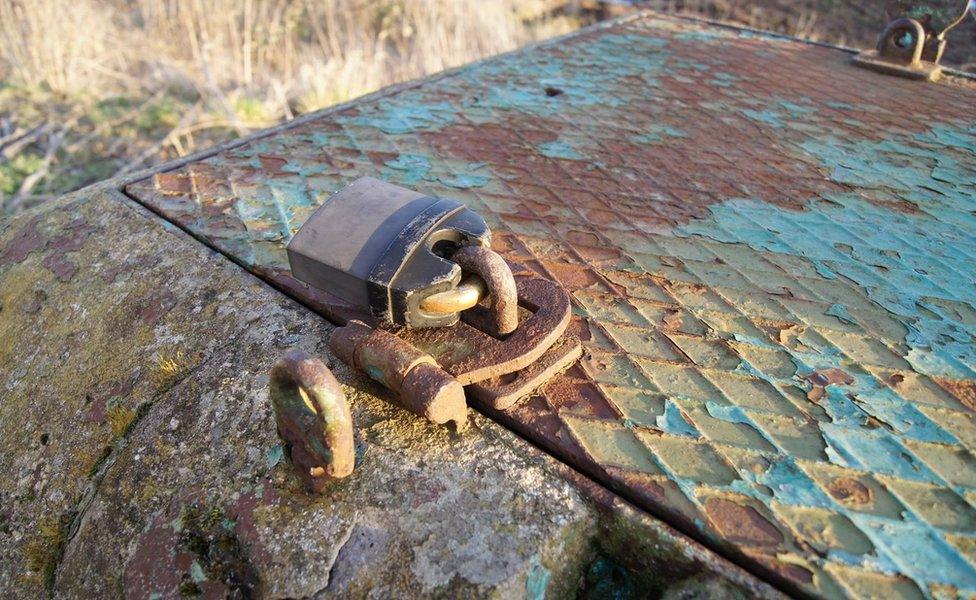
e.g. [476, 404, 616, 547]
[126, 14, 976, 599]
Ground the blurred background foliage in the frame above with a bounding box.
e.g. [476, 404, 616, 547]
[0, 0, 973, 215]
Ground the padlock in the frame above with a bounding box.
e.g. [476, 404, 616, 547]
[288, 177, 582, 419]
[287, 177, 492, 328]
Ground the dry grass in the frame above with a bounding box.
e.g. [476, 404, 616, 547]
[659, 0, 830, 42]
[0, 0, 972, 215]
[1, 0, 576, 104]
[120, 0, 577, 116]
[0, 0, 582, 213]
[0, 0, 117, 95]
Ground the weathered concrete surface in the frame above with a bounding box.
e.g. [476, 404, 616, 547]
[0, 190, 776, 598]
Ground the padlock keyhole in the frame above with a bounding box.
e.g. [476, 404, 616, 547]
[430, 239, 461, 260]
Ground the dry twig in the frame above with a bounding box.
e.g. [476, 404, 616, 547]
[4, 127, 65, 213]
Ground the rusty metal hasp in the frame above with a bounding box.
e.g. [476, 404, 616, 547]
[853, 1, 975, 80]
[288, 178, 582, 417]
[287, 176, 491, 328]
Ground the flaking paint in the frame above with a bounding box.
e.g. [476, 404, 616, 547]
[126, 13, 976, 598]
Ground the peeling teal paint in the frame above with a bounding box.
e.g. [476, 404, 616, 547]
[823, 425, 940, 483]
[451, 33, 669, 120]
[678, 150, 976, 381]
[125, 14, 976, 596]
[709, 72, 742, 88]
[656, 399, 699, 438]
[526, 558, 550, 600]
[629, 124, 688, 145]
[265, 444, 283, 469]
[741, 109, 785, 128]
[824, 303, 856, 325]
[704, 401, 751, 425]
[777, 99, 817, 117]
[666, 108, 976, 591]
[384, 153, 432, 184]
[439, 173, 489, 189]
[340, 100, 459, 134]
[756, 458, 833, 508]
[537, 140, 583, 160]
[852, 516, 976, 588]
[817, 385, 870, 429]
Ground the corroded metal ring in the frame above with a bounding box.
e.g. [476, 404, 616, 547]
[419, 246, 519, 336]
[269, 351, 355, 492]
[877, 18, 925, 65]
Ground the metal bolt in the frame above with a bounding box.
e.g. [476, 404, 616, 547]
[269, 351, 355, 492]
[330, 320, 468, 430]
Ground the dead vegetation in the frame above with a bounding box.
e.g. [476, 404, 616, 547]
[0, 0, 973, 216]
[659, 0, 976, 66]
[0, 0, 581, 214]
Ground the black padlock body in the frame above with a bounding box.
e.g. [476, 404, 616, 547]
[287, 177, 490, 328]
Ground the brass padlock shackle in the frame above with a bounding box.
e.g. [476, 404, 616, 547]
[419, 246, 519, 336]
[420, 275, 487, 315]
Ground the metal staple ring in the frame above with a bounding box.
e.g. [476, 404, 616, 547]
[269, 351, 355, 491]
[419, 246, 519, 336]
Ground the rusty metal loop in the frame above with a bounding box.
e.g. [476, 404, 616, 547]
[450, 246, 519, 336]
[877, 18, 925, 65]
[269, 351, 355, 492]
[417, 247, 519, 335]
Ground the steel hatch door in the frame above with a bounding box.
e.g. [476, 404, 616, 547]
[126, 13, 976, 599]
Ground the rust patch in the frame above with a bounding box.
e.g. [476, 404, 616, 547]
[226, 487, 278, 568]
[48, 219, 98, 253]
[270, 351, 355, 491]
[258, 154, 289, 174]
[805, 368, 855, 402]
[152, 171, 194, 195]
[119, 13, 976, 597]
[451, 246, 519, 336]
[704, 498, 784, 548]
[85, 371, 139, 423]
[402, 276, 572, 385]
[0, 216, 97, 284]
[827, 477, 873, 505]
[805, 368, 855, 388]
[470, 335, 583, 410]
[135, 290, 178, 326]
[330, 320, 468, 429]
[0, 217, 46, 266]
[934, 377, 976, 413]
[542, 374, 621, 420]
[41, 253, 77, 282]
[750, 554, 814, 586]
[123, 515, 187, 600]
